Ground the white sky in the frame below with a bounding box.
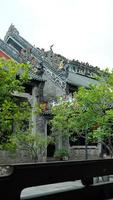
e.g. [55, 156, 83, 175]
[0, 0, 113, 70]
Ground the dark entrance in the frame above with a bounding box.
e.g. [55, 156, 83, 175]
[47, 123, 55, 157]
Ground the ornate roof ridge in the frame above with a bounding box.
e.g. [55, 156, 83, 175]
[4, 24, 101, 73]
[4, 24, 19, 41]
[69, 59, 100, 71]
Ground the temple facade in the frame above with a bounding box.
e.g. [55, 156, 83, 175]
[0, 24, 101, 162]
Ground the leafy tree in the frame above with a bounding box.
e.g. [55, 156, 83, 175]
[2, 131, 52, 162]
[0, 58, 31, 143]
[51, 70, 113, 158]
[0, 58, 52, 162]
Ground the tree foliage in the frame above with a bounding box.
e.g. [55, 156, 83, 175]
[0, 58, 52, 162]
[0, 58, 31, 143]
[1, 131, 52, 162]
[50, 70, 113, 157]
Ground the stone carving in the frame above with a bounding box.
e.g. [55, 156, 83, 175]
[45, 67, 66, 90]
[50, 44, 54, 52]
[42, 48, 100, 79]
[4, 24, 19, 41]
[68, 59, 100, 79]
[3, 24, 100, 92]
[19, 48, 32, 62]
[3, 24, 67, 90]
[19, 48, 44, 76]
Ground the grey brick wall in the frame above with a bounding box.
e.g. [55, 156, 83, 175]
[69, 146, 100, 160]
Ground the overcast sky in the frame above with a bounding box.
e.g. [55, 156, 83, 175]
[0, 0, 113, 70]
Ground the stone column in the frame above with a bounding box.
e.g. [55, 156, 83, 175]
[36, 115, 47, 162]
[31, 83, 47, 162]
[97, 139, 103, 158]
[31, 82, 45, 134]
[55, 134, 69, 151]
[55, 134, 63, 151]
[62, 136, 69, 150]
[31, 85, 38, 135]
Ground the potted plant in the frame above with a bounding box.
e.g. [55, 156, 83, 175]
[54, 148, 69, 161]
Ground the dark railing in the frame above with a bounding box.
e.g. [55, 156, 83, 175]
[1, 159, 113, 199]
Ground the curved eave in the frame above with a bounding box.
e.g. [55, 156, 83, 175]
[66, 71, 98, 88]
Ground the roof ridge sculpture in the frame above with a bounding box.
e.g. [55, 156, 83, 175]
[4, 24, 19, 41]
